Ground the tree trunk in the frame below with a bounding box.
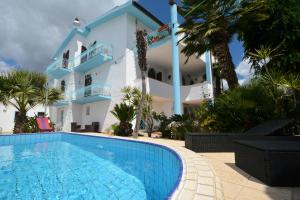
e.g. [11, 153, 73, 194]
[134, 71, 146, 138]
[212, 42, 239, 89]
[13, 111, 27, 134]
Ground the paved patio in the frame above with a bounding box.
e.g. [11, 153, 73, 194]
[199, 152, 300, 200]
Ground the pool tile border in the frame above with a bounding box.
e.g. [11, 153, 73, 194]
[66, 132, 224, 200]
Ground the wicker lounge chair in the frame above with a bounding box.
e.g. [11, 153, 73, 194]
[235, 140, 300, 186]
[185, 119, 295, 152]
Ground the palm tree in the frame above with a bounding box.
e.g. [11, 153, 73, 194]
[0, 70, 62, 133]
[179, 0, 266, 89]
[134, 30, 148, 138]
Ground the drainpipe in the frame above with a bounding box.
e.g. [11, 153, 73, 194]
[169, 0, 182, 115]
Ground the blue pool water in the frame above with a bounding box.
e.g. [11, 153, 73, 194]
[0, 133, 182, 200]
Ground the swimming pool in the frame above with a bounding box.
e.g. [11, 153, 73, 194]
[0, 133, 182, 200]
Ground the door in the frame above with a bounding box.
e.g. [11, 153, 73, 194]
[81, 46, 87, 64]
[62, 50, 69, 68]
[156, 72, 162, 81]
[84, 74, 92, 97]
[60, 110, 64, 126]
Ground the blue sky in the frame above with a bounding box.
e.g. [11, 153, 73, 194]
[139, 0, 245, 66]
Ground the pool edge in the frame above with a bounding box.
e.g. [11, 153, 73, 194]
[62, 132, 224, 200]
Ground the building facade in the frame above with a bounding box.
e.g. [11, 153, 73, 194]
[46, 1, 214, 132]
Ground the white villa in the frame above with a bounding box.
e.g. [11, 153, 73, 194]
[46, 0, 214, 132]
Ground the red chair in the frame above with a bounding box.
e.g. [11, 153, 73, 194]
[36, 117, 54, 132]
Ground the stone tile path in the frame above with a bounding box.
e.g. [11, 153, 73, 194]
[199, 153, 300, 200]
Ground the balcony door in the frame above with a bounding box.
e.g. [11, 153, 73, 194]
[81, 46, 87, 64]
[84, 74, 92, 97]
[62, 50, 69, 68]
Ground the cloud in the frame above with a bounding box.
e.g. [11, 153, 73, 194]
[0, 60, 13, 72]
[222, 59, 254, 90]
[235, 59, 254, 85]
[0, 0, 129, 72]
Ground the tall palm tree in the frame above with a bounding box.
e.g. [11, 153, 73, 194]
[134, 30, 148, 138]
[0, 70, 62, 133]
[179, 0, 265, 89]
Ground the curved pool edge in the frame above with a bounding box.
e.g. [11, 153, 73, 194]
[65, 132, 224, 200]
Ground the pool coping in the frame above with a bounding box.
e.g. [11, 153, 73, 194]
[66, 132, 224, 200]
[0, 132, 224, 200]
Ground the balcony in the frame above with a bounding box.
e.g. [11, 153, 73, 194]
[72, 84, 111, 104]
[46, 58, 72, 79]
[135, 78, 212, 102]
[73, 43, 113, 73]
[53, 100, 69, 107]
[146, 24, 171, 48]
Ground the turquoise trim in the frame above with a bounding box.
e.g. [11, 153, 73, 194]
[47, 42, 113, 77]
[52, 28, 90, 59]
[170, 3, 182, 115]
[51, 1, 160, 60]
[72, 95, 111, 104]
[205, 51, 212, 83]
[53, 100, 69, 107]
[148, 36, 171, 49]
[72, 84, 111, 104]
[46, 66, 71, 80]
[72, 42, 113, 73]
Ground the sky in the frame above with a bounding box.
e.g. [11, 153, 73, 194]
[0, 0, 251, 83]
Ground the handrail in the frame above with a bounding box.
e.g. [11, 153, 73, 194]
[46, 42, 113, 73]
[72, 83, 111, 99]
[146, 24, 171, 46]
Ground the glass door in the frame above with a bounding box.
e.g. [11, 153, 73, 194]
[84, 74, 92, 97]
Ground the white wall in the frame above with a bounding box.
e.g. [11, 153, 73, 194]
[0, 103, 47, 133]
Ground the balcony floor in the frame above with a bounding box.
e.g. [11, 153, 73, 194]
[48, 68, 71, 79]
[74, 54, 113, 73]
[53, 100, 70, 107]
[72, 95, 111, 104]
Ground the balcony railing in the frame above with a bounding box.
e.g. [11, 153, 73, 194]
[72, 42, 113, 72]
[72, 83, 111, 104]
[46, 42, 113, 78]
[146, 24, 171, 47]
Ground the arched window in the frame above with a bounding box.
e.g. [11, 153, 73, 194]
[61, 80, 66, 92]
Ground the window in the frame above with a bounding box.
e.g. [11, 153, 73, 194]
[84, 74, 92, 97]
[61, 80, 66, 92]
[156, 72, 162, 81]
[62, 50, 69, 68]
[86, 106, 90, 116]
[148, 68, 156, 79]
[37, 112, 45, 117]
[60, 110, 64, 126]
[81, 45, 87, 64]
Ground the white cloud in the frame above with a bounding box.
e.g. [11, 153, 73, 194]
[0, 0, 129, 72]
[235, 59, 254, 85]
[222, 59, 254, 90]
[0, 60, 13, 72]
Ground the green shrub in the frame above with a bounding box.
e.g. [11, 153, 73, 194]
[111, 103, 135, 136]
[153, 113, 193, 140]
[22, 117, 38, 133]
[153, 112, 172, 138]
[194, 82, 281, 133]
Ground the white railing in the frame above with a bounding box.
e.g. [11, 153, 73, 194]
[46, 42, 113, 74]
[135, 78, 212, 101]
[72, 83, 111, 100]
